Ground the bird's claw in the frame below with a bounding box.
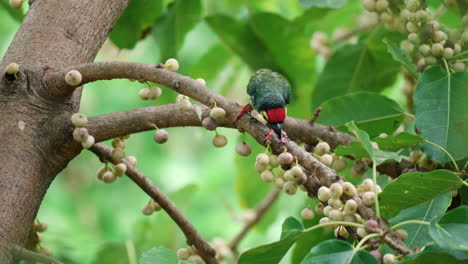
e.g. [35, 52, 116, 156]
[234, 103, 252, 122]
[264, 129, 274, 143]
[264, 129, 288, 144]
[280, 131, 289, 143]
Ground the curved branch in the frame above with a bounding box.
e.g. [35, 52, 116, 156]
[52, 62, 353, 146]
[71, 61, 410, 254]
[12, 245, 63, 264]
[53, 61, 365, 211]
[89, 143, 218, 264]
[86, 103, 354, 148]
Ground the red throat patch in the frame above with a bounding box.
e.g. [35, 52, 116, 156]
[267, 108, 286, 123]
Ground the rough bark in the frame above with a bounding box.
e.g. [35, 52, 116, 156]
[0, 0, 129, 262]
[84, 103, 355, 147]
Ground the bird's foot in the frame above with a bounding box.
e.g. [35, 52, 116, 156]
[234, 103, 253, 122]
[280, 131, 289, 143]
[264, 129, 275, 143]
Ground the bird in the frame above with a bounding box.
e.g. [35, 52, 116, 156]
[234, 68, 291, 142]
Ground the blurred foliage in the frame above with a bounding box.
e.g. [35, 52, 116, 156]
[1, 0, 468, 263]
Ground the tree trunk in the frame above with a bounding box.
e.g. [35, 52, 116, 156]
[0, 0, 128, 262]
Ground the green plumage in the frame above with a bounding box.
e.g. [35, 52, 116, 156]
[247, 69, 291, 111]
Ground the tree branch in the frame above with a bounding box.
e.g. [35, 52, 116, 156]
[52, 61, 362, 210]
[12, 245, 63, 264]
[228, 188, 281, 253]
[68, 61, 411, 255]
[89, 143, 218, 264]
[85, 103, 354, 148]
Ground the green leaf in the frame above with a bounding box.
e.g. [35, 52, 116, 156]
[110, 0, 163, 49]
[383, 39, 418, 78]
[299, 0, 348, 8]
[414, 67, 468, 164]
[140, 246, 191, 264]
[301, 240, 378, 264]
[316, 92, 406, 137]
[372, 132, 424, 151]
[400, 244, 467, 264]
[238, 217, 304, 264]
[205, 15, 278, 71]
[380, 170, 463, 219]
[345, 121, 375, 157]
[429, 206, 468, 252]
[460, 186, 468, 206]
[311, 29, 402, 109]
[335, 123, 404, 164]
[390, 192, 452, 250]
[153, 0, 202, 60]
[248, 12, 316, 119]
[334, 141, 369, 160]
[291, 214, 334, 264]
[93, 243, 128, 264]
[281, 217, 304, 239]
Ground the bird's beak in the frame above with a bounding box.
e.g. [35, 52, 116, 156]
[271, 123, 283, 139]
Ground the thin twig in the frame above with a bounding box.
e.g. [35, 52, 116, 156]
[12, 245, 63, 264]
[228, 188, 281, 252]
[89, 143, 218, 264]
[309, 107, 322, 125]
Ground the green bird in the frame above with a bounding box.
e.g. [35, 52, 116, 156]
[234, 69, 291, 142]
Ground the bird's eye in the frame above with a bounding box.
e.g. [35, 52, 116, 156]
[261, 111, 268, 120]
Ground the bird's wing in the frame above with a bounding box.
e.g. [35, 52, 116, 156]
[273, 72, 291, 105]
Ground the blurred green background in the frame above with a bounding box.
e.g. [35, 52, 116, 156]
[0, 0, 422, 263]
